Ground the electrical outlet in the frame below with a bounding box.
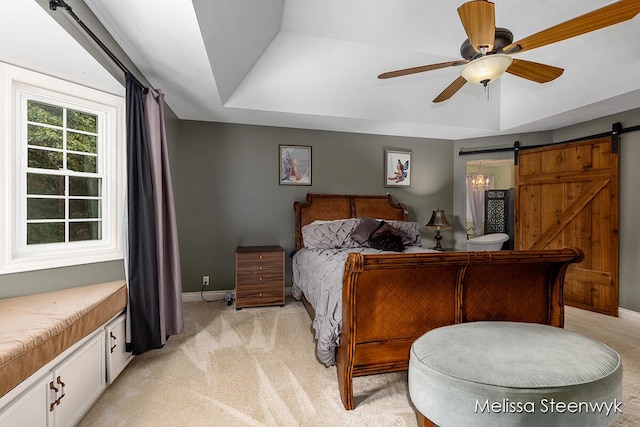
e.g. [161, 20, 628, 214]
[202, 276, 210, 286]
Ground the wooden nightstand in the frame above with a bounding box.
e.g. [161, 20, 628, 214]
[235, 246, 285, 309]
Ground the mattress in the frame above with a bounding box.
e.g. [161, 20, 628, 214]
[0, 281, 127, 398]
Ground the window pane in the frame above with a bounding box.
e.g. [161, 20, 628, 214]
[28, 124, 63, 149]
[27, 173, 64, 196]
[27, 222, 64, 244]
[27, 100, 63, 126]
[70, 221, 101, 241]
[67, 109, 97, 133]
[27, 198, 65, 220]
[67, 153, 97, 173]
[28, 148, 63, 170]
[70, 199, 101, 219]
[68, 131, 97, 154]
[69, 177, 101, 197]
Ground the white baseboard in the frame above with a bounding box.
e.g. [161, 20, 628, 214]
[182, 290, 226, 303]
[182, 287, 293, 303]
[618, 307, 640, 324]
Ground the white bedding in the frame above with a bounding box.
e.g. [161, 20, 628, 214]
[292, 246, 435, 366]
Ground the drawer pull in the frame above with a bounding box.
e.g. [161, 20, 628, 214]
[259, 255, 263, 259]
[259, 266, 262, 270]
[49, 381, 59, 411]
[56, 376, 66, 402]
[110, 331, 117, 353]
[259, 277, 263, 281]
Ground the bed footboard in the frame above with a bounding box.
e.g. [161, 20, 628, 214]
[336, 248, 584, 410]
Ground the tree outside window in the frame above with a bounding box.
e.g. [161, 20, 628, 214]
[26, 100, 103, 245]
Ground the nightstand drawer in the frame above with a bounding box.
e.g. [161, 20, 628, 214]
[235, 246, 285, 308]
[235, 284, 283, 305]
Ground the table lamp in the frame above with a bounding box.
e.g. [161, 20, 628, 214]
[425, 209, 452, 251]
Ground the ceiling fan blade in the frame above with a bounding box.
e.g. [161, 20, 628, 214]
[503, 0, 640, 53]
[457, 0, 496, 53]
[378, 60, 468, 79]
[506, 59, 564, 83]
[433, 76, 467, 103]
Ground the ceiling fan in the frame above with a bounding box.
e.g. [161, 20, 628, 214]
[378, 0, 640, 103]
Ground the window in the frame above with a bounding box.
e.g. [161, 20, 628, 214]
[0, 63, 125, 274]
[25, 99, 103, 245]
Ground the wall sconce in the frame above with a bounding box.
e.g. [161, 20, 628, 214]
[425, 209, 452, 251]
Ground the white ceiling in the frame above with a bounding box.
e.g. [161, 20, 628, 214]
[4, 0, 640, 140]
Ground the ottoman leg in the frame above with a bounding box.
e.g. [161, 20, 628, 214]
[417, 411, 438, 427]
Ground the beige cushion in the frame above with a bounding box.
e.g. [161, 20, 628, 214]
[409, 322, 622, 427]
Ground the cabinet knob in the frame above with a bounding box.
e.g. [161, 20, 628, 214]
[259, 277, 263, 281]
[259, 266, 262, 270]
[259, 255, 263, 259]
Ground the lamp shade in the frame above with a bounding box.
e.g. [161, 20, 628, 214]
[425, 209, 452, 230]
[460, 54, 513, 85]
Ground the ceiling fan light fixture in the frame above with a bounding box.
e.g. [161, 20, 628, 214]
[460, 54, 513, 85]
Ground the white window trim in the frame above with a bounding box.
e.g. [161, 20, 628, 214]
[0, 62, 125, 274]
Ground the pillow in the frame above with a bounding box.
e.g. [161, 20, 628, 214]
[302, 218, 360, 249]
[350, 216, 380, 244]
[310, 219, 347, 224]
[385, 220, 422, 246]
[367, 221, 405, 252]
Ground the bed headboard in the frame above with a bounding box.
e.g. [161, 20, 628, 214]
[293, 194, 408, 251]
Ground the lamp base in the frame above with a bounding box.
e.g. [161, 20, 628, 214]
[431, 230, 446, 251]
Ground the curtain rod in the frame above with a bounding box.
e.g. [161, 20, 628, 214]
[458, 121, 639, 157]
[49, 0, 147, 90]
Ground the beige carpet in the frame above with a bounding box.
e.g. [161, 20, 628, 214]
[79, 300, 639, 426]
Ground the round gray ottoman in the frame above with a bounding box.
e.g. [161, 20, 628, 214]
[409, 322, 622, 427]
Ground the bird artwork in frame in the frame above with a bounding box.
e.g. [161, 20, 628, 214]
[385, 149, 411, 188]
[279, 145, 311, 185]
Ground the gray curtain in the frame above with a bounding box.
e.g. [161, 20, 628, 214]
[144, 87, 184, 341]
[125, 74, 183, 354]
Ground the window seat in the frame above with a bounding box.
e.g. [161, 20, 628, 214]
[0, 281, 127, 399]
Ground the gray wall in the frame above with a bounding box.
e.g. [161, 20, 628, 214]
[453, 109, 640, 312]
[0, 260, 125, 299]
[176, 121, 453, 292]
[1, 70, 635, 311]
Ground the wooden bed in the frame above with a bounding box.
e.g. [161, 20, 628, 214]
[293, 194, 584, 410]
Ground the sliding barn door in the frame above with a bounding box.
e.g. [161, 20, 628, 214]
[515, 136, 620, 316]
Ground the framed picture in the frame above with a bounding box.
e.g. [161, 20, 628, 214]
[385, 149, 412, 188]
[279, 145, 312, 185]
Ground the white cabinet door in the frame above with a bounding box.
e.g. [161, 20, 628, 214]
[50, 331, 105, 427]
[105, 314, 133, 383]
[0, 375, 49, 427]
